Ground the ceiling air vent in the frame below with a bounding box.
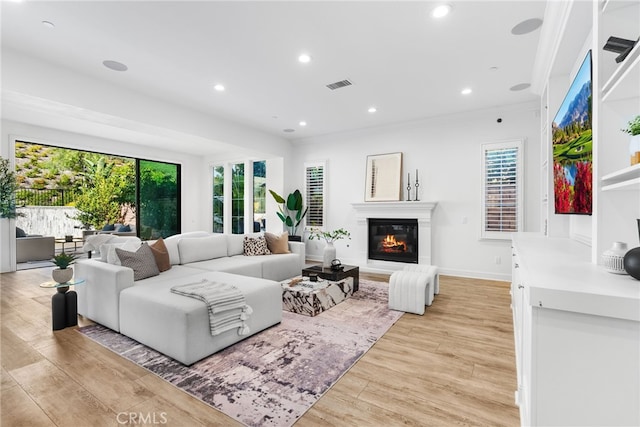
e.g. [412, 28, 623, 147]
[326, 79, 353, 90]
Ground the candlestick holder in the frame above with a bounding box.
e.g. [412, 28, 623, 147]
[406, 181, 412, 201]
[414, 178, 420, 201]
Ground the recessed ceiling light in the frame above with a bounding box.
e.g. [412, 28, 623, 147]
[431, 4, 452, 19]
[42, 21, 55, 28]
[214, 84, 225, 92]
[511, 18, 543, 35]
[368, 107, 377, 113]
[510, 83, 531, 91]
[298, 54, 311, 64]
[283, 128, 296, 133]
[461, 88, 472, 95]
[299, 121, 307, 127]
[489, 66, 499, 71]
[102, 60, 128, 72]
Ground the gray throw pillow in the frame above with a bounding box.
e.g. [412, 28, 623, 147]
[116, 243, 160, 281]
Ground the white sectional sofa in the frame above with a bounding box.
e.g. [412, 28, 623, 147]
[75, 231, 305, 364]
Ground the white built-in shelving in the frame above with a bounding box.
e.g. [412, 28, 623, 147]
[595, 0, 640, 262]
[601, 163, 640, 191]
[601, 41, 640, 101]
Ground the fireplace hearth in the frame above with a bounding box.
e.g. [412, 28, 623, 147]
[368, 218, 418, 264]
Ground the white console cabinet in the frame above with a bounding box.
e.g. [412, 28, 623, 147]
[511, 233, 640, 426]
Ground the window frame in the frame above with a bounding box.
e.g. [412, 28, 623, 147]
[304, 161, 326, 229]
[480, 139, 524, 240]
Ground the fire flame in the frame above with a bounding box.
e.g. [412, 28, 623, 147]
[381, 234, 406, 252]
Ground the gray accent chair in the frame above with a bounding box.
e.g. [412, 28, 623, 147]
[16, 235, 56, 263]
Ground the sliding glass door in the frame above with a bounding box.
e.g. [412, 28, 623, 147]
[137, 160, 180, 239]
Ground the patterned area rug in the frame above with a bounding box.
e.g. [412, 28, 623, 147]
[78, 279, 402, 427]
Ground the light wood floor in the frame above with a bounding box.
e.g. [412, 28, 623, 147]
[1, 268, 519, 426]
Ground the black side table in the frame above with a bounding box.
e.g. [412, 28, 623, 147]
[302, 264, 360, 291]
[40, 279, 84, 330]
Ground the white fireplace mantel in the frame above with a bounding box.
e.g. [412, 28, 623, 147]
[351, 201, 438, 270]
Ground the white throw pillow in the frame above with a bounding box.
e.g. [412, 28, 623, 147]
[102, 240, 142, 265]
[178, 235, 228, 264]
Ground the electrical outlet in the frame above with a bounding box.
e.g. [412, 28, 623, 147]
[495, 256, 501, 265]
[462, 216, 468, 224]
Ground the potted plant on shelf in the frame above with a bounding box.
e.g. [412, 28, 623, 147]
[52, 252, 76, 284]
[269, 189, 308, 241]
[308, 228, 351, 268]
[622, 115, 640, 165]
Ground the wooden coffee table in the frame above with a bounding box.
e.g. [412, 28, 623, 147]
[302, 264, 360, 291]
[281, 276, 354, 317]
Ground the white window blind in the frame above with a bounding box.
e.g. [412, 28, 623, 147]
[305, 162, 325, 228]
[481, 140, 523, 239]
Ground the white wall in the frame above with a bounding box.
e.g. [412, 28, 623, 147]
[292, 102, 540, 281]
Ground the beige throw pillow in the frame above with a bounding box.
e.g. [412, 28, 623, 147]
[264, 232, 290, 254]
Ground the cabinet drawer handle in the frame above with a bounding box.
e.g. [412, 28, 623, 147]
[518, 284, 524, 289]
[514, 263, 519, 268]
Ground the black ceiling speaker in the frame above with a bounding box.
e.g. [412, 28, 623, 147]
[603, 36, 638, 63]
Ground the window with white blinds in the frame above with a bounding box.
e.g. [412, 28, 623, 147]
[481, 140, 523, 240]
[305, 162, 325, 228]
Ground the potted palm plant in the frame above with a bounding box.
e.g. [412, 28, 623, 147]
[52, 252, 76, 284]
[269, 189, 308, 241]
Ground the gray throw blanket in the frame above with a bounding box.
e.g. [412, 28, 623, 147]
[170, 279, 253, 336]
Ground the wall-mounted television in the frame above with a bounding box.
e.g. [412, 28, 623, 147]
[552, 50, 593, 215]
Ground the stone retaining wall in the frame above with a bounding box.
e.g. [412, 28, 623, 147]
[15, 207, 84, 238]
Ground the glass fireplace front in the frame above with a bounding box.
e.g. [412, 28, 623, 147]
[368, 218, 418, 263]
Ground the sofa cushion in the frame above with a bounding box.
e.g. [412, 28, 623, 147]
[179, 235, 227, 264]
[102, 223, 116, 231]
[164, 231, 211, 265]
[149, 237, 171, 272]
[102, 239, 142, 265]
[226, 233, 261, 256]
[16, 227, 27, 238]
[244, 235, 271, 256]
[119, 271, 283, 365]
[260, 253, 303, 281]
[116, 243, 160, 281]
[187, 256, 264, 278]
[264, 232, 290, 254]
[226, 234, 245, 256]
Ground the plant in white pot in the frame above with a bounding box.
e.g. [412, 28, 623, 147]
[52, 252, 76, 284]
[308, 228, 351, 268]
[622, 115, 640, 165]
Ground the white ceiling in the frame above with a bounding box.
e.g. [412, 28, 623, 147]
[1, 0, 547, 144]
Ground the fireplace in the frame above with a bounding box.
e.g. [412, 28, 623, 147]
[352, 201, 436, 269]
[368, 218, 418, 264]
